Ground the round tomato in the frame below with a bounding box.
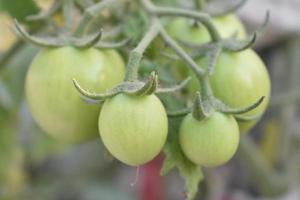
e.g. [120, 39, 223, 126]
[98, 94, 168, 166]
[26, 47, 125, 143]
[179, 112, 239, 167]
[200, 49, 271, 133]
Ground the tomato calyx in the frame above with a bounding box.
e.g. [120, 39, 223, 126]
[192, 92, 214, 120]
[14, 19, 130, 49]
[168, 92, 265, 122]
[73, 71, 192, 103]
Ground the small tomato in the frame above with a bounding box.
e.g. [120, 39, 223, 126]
[179, 112, 239, 167]
[98, 94, 168, 166]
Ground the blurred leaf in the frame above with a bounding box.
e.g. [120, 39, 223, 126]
[0, 111, 26, 197]
[0, 0, 39, 23]
[123, 10, 149, 44]
[0, 79, 13, 110]
[161, 117, 203, 200]
[259, 119, 280, 165]
[1, 44, 39, 107]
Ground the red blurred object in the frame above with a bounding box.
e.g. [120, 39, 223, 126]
[138, 155, 164, 200]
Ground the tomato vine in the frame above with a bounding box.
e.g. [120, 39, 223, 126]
[13, 0, 271, 199]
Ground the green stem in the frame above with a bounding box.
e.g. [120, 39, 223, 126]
[75, 0, 126, 36]
[140, 0, 221, 42]
[159, 27, 205, 79]
[124, 19, 160, 81]
[62, 0, 75, 35]
[199, 76, 213, 98]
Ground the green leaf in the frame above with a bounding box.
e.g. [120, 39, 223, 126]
[123, 10, 149, 44]
[0, 0, 39, 22]
[161, 118, 203, 200]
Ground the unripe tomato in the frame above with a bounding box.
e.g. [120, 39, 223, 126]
[26, 47, 125, 143]
[99, 94, 168, 166]
[201, 49, 271, 133]
[179, 112, 239, 167]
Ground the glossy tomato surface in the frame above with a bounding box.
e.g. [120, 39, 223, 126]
[26, 47, 125, 143]
[203, 49, 271, 132]
[179, 112, 239, 167]
[99, 94, 168, 166]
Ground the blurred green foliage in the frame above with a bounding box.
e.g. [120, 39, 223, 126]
[0, 0, 38, 22]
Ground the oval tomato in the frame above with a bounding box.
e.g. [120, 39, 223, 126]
[26, 47, 125, 143]
[179, 112, 239, 167]
[201, 49, 271, 133]
[98, 94, 168, 166]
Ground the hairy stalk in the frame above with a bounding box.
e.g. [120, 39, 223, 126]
[140, 0, 221, 42]
[158, 24, 213, 99]
[125, 19, 160, 81]
[62, 0, 75, 35]
[158, 27, 205, 79]
[75, 0, 126, 36]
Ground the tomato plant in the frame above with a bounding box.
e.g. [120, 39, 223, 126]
[10, 0, 272, 198]
[179, 112, 239, 167]
[98, 93, 168, 166]
[26, 47, 125, 143]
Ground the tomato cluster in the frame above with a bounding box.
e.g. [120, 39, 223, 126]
[25, 14, 270, 168]
[167, 15, 271, 166]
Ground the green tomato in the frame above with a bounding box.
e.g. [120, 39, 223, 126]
[26, 47, 125, 143]
[201, 49, 271, 133]
[179, 112, 239, 167]
[99, 94, 168, 166]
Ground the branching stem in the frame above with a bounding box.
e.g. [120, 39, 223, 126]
[140, 0, 221, 42]
[75, 0, 126, 36]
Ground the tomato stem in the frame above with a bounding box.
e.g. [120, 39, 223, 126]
[140, 0, 221, 42]
[125, 20, 160, 82]
[158, 26, 205, 79]
[75, 0, 127, 36]
[62, 0, 75, 35]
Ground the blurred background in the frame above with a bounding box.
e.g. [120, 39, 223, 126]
[0, 0, 300, 200]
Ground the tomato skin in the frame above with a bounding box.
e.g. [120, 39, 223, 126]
[26, 47, 125, 143]
[203, 49, 271, 133]
[99, 94, 168, 166]
[179, 112, 239, 167]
